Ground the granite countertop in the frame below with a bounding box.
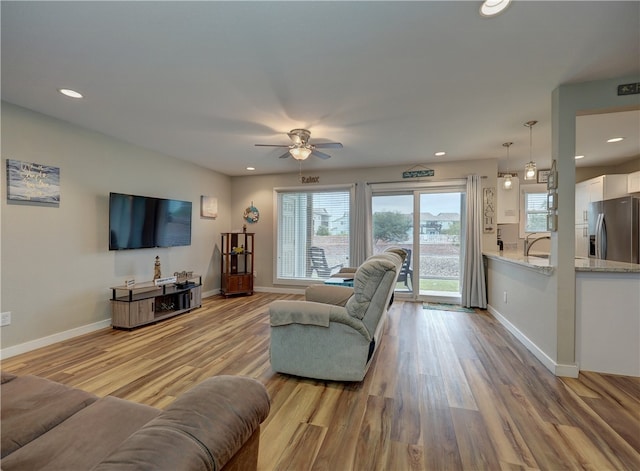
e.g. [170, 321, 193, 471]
[483, 250, 554, 275]
[574, 257, 640, 273]
[484, 250, 640, 274]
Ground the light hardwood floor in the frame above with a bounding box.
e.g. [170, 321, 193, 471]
[2, 293, 639, 470]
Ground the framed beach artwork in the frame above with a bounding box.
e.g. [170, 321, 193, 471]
[6, 159, 60, 205]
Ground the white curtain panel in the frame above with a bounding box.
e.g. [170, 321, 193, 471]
[462, 175, 487, 308]
[352, 182, 373, 266]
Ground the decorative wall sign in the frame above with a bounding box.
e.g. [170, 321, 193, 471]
[201, 195, 218, 218]
[483, 187, 496, 233]
[617, 82, 640, 96]
[6, 159, 60, 204]
[301, 176, 320, 184]
[547, 213, 558, 232]
[243, 202, 259, 223]
[402, 169, 435, 178]
[537, 169, 551, 183]
[546, 160, 558, 190]
[402, 164, 434, 179]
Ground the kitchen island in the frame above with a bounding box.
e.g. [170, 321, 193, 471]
[484, 250, 640, 377]
[575, 257, 640, 377]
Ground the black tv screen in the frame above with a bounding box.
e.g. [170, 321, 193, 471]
[109, 192, 192, 250]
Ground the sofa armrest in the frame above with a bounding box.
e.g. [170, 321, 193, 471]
[92, 376, 270, 471]
[270, 300, 370, 341]
[305, 285, 353, 306]
[333, 267, 357, 275]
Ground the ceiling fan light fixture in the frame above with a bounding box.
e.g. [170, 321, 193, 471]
[289, 147, 312, 160]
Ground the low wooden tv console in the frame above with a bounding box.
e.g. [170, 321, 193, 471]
[110, 275, 202, 329]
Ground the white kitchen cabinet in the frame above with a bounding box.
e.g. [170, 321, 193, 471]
[497, 177, 519, 224]
[574, 175, 627, 258]
[628, 170, 640, 194]
[575, 181, 590, 224]
[575, 174, 628, 224]
[588, 174, 628, 201]
[575, 224, 589, 258]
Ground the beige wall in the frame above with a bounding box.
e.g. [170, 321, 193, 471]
[1, 102, 231, 351]
[231, 160, 498, 290]
[576, 157, 640, 183]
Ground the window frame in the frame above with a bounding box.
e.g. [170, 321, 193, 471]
[519, 183, 550, 238]
[273, 184, 354, 286]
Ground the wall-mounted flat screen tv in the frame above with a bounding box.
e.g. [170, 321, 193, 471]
[109, 192, 192, 250]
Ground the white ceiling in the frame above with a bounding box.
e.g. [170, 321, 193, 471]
[2, 1, 639, 176]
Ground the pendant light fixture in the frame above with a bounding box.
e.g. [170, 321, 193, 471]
[502, 142, 514, 190]
[524, 120, 538, 180]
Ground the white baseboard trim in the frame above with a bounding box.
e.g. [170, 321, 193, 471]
[254, 286, 305, 295]
[202, 289, 219, 299]
[487, 305, 579, 378]
[205, 287, 305, 298]
[1, 318, 112, 360]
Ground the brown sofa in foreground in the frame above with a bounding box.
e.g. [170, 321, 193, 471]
[0, 371, 270, 470]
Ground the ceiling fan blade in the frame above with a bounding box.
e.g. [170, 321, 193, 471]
[313, 142, 343, 149]
[311, 150, 332, 160]
[255, 144, 291, 147]
[277, 150, 292, 159]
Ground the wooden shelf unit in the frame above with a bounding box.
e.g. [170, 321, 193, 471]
[221, 232, 254, 297]
[110, 275, 202, 329]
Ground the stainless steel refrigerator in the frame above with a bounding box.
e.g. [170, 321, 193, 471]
[588, 196, 640, 264]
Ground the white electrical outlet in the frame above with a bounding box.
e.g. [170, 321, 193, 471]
[503, 291, 508, 303]
[0, 312, 11, 326]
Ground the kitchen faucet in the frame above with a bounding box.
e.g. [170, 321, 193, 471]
[524, 233, 551, 256]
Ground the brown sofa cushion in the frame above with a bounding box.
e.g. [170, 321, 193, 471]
[93, 376, 270, 471]
[1, 396, 160, 470]
[0, 374, 98, 458]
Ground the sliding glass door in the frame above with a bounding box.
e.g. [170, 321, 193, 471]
[418, 192, 463, 298]
[371, 194, 414, 293]
[371, 184, 465, 300]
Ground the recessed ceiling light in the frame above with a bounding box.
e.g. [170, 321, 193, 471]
[606, 137, 624, 143]
[434, 151, 446, 157]
[58, 88, 83, 99]
[480, 0, 512, 17]
[575, 155, 585, 160]
[246, 167, 255, 171]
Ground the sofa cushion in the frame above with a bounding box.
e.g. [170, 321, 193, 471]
[346, 257, 397, 320]
[305, 284, 353, 307]
[0, 374, 98, 458]
[1, 395, 160, 470]
[93, 376, 270, 471]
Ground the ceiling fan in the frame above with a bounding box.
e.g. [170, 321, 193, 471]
[255, 128, 343, 160]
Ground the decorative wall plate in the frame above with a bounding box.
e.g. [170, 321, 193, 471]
[244, 204, 259, 223]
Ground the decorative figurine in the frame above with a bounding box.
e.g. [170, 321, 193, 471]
[153, 256, 162, 280]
